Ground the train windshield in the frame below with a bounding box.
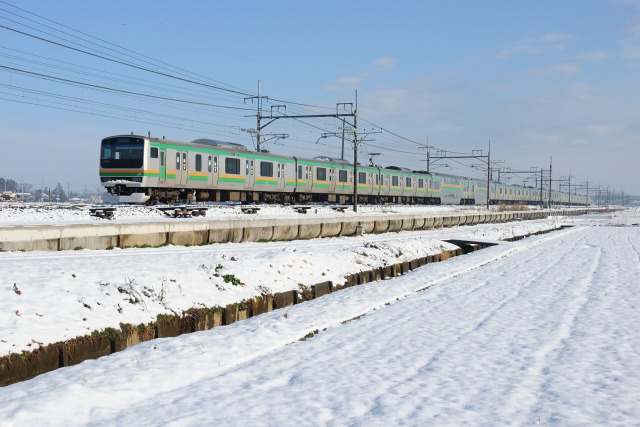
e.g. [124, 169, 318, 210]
[100, 137, 144, 168]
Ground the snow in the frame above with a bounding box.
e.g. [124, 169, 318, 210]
[1, 205, 639, 425]
[0, 202, 494, 226]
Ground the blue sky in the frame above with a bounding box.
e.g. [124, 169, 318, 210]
[1, 0, 638, 197]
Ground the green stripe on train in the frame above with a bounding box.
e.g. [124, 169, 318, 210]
[220, 177, 246, 183]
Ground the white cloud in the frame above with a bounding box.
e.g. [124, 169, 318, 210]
[497, 33, 572, 58]
[325, 72, 371, 92]
[586, 124, 618, 136]
[325, 58, 396, 92]
[373, 57, 397, 69]
[573, 51, 610, 62]
[619, 16, 640, 60]
[612, 0, 640, 7]
[532, 63, 582, 77]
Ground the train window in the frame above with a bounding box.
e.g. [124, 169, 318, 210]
[225, 157, 240, 174]
[358, 172, 367, 184]
[208, 156, 212, 173]
[406, 177, 411, 187]
[418, 178, 424, 188]
[297, 165, 302, 179]
[150, 147, 158, 158]
[392, 176, 399, 187]
[317, 168, 326, 181]
[338, 170, 348, 183]
[433, 181, 441, 190]
[182, 152, 187, 170]
[260, 161, 273, 177]
[277, 163, 281, 178]
[176, 153, 180, 170]
[213, 156, 218, 173]
[195, 154, 202, 172]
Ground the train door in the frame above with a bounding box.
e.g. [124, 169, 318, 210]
[277, 162, 285, 190]
[245, 159, 254, 189]
[305, 165, 313, 191]
[374, 171, 381, 196]
[174, 152, 183, 184]
[176, 151, 188, 185]
[159, 148, 166, 183]
[208, 155, 219, 187]
[329, 168, 336, 192]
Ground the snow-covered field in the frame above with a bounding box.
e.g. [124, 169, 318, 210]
[1, 207, 638, 425]
[1, 213, 564, 357]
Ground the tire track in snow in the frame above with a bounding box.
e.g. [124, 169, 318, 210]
[353, 228, 589, 416]
[501, 233, 602, 424]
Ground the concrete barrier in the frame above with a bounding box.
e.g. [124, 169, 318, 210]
[387, 219, 403, 232]
[0, 208, 602, 252]
[373, 220, 389, 233]
[401, 218, 415, 230]
[297, 223, 322, 240]
[359, 221, 376, 234]
[242, 224, 274, 242]
[272, 225, 299, 241]
[339, 221, 358, 236]
[320, 222, 342, 238]
[422, 216, 435, 229]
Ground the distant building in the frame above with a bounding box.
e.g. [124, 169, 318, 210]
[1, 191, 32, 202]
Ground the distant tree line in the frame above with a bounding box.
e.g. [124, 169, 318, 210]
[0, 178, 89, 202]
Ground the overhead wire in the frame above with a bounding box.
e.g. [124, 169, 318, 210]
[0, 1, 457, 171]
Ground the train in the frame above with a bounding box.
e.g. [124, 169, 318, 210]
[99, 134, 587, 206]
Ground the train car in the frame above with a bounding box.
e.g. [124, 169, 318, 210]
[100, 134, 298, 204]
[100, 134, 587, 207]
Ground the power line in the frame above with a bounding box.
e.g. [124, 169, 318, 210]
[0, 1, 254, 94]
[0, 64, 256, 111]
[0, 84, 244, 131]
[0, 22, 257, 96]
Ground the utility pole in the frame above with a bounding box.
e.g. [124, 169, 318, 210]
[244, 80, 269, 152]
[353, 92, 359, 212]
[429, 141, 492, 209]
[341, 118, 346, 160]
[487, 142, 491, 210]
[247, 86, 358, 209]
[559, 171, 575, 206]
[540, 168, 544, 207]
[548, 157, 553, 208]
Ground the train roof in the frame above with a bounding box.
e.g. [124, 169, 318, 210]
[103, 135, 249, 151]
[313, 156, 351, 164]
[191, 139, 248, 151]
[386, 166, 412, 172]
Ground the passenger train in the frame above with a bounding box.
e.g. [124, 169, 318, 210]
[99, 134, 587, 206]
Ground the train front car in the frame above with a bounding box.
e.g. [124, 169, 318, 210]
[99, 135, 152, 204]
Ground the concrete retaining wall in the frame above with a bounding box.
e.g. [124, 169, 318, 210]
[0, 209, 596, 252]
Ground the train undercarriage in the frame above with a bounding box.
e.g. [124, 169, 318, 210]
[109, 185, 450, 206]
